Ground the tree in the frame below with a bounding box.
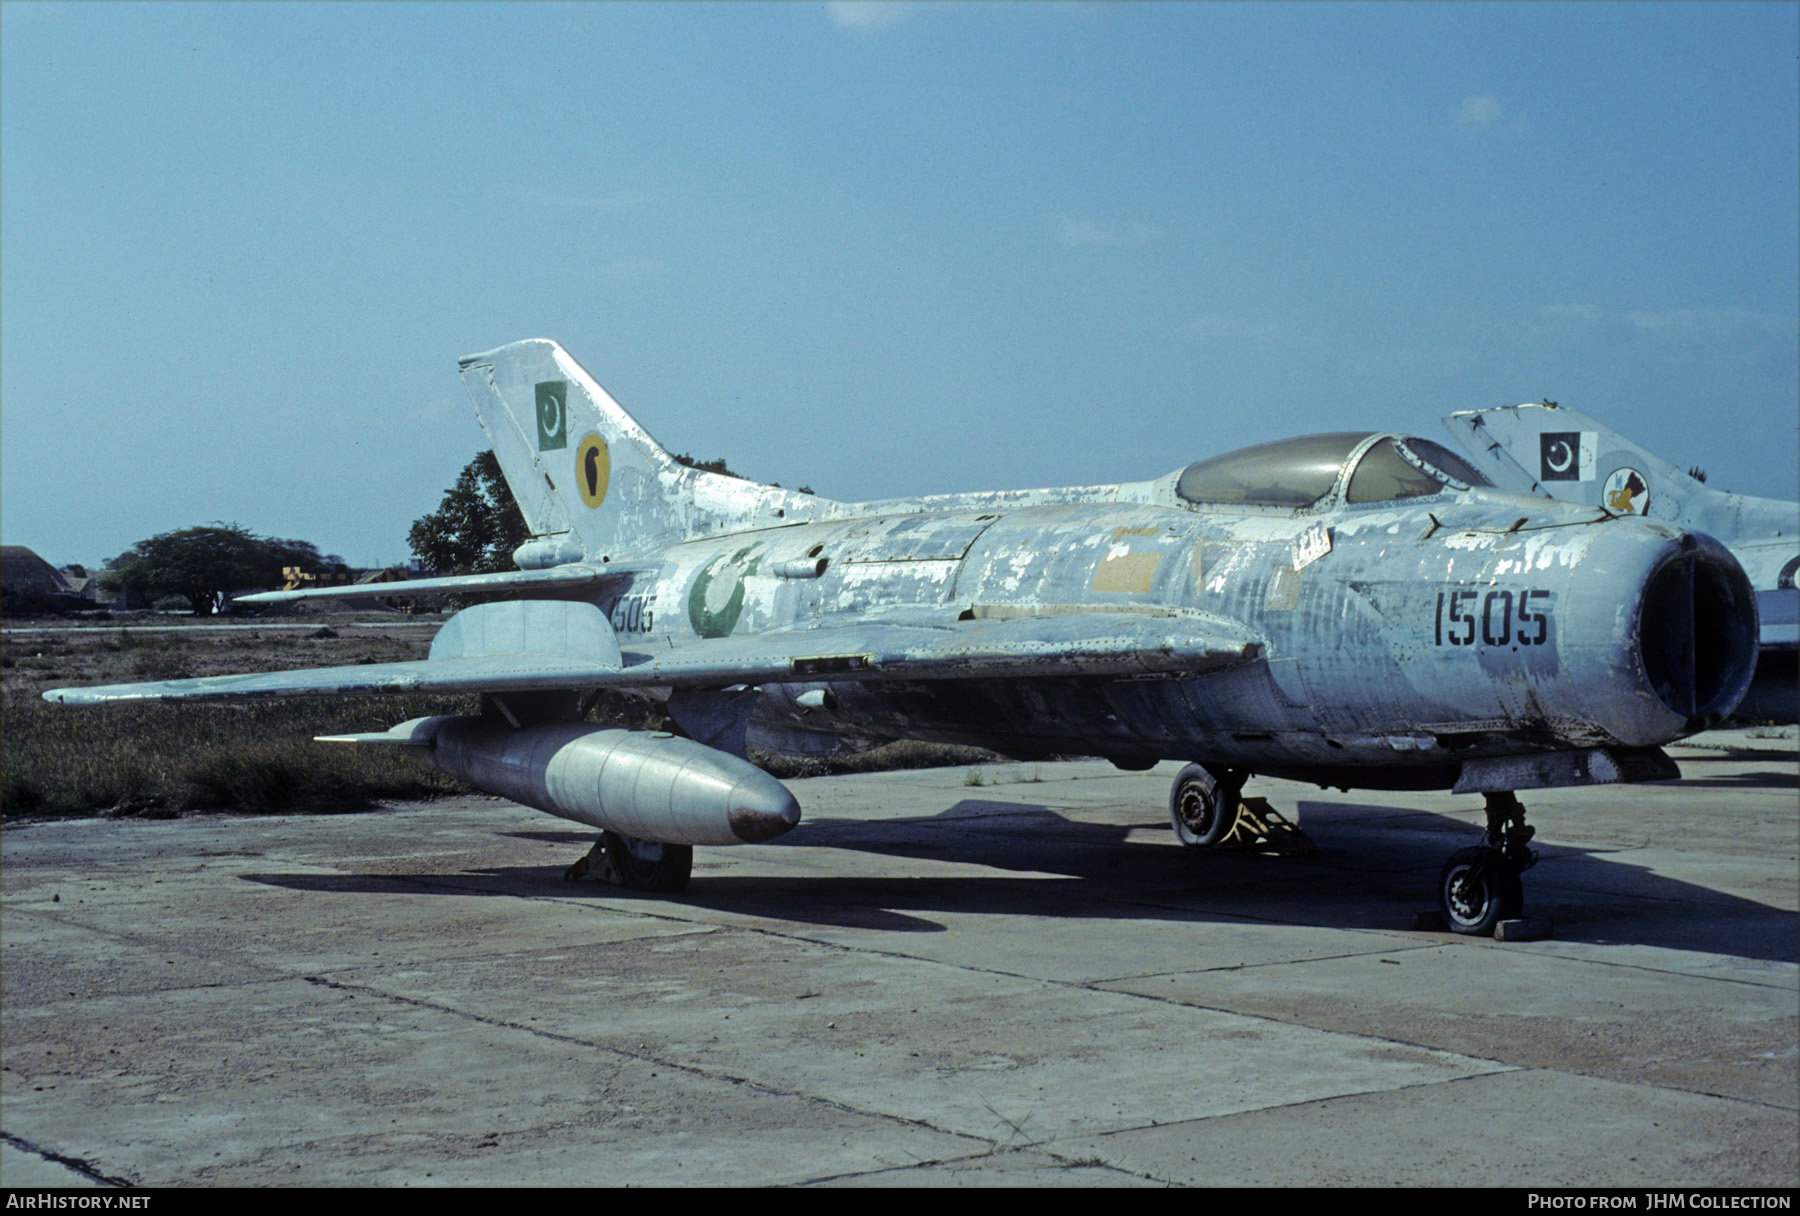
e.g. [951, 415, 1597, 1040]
[672, 453, 811, 494]
[408, 450, 530, 576]
[671, 453, 741, 478]
[103, 524, 328, 614]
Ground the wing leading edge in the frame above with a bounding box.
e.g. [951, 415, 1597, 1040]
[42, 612, 1263, 705]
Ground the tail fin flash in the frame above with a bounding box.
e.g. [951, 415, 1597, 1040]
[1443, 403, 1702, 518]
[457, 340, 823, 561]
[1445, 402, 1798, 591]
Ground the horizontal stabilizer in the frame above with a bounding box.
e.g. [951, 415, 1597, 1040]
[235, 563, 649, 605]
[44, 612, 1262, 705]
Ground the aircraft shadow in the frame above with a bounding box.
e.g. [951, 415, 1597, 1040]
[241, 793, 1796, 963]
[1657, 769, 1797, 789]
[498, 829, 597, 844]
[243, 868, 952, 933]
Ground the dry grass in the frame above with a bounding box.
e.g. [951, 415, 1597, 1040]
[2, 623, 469, 818]
[753, 738, 1006, 781]
[3, 619, 1012, 820]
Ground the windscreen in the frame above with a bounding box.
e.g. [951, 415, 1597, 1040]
[1346, 437, 1494, 503]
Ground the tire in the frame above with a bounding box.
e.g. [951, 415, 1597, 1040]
[603, 831, 693, 892]
[1169, 764, 1236, 848]
[1439, 847, 1523, 936]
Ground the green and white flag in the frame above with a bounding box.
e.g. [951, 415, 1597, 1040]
[536, 380, 569, 451]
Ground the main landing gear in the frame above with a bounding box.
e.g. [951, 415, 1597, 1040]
[1168, 764, 1315, 854]
[1438, 791, 1539, 936]
[1168, 767, 1542, 935]
[1169, 764, 1242, 847]
[565, 831, 693, 892]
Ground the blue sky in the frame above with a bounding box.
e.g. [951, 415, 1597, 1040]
[4, 1, 1795, 568]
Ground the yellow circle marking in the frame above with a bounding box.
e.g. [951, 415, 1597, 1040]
[575, 433, 609, 508]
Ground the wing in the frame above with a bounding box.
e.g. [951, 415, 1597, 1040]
[43, 602, 1263, 705]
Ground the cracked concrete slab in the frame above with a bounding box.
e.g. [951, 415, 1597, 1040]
[3, 748, 1794, 1186]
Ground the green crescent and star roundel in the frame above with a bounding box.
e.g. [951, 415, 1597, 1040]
[688, 546, 763, 638]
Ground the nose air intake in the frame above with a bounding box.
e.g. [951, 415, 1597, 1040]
[1637, 536, 1758, 728]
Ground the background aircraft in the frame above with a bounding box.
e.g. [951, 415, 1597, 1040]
[47, 342, 1762, 935]
[1444, 403, 1796, 722]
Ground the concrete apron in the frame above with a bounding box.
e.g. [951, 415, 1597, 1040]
[2, 743, 1794, 1187]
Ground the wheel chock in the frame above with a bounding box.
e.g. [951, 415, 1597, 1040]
[1494, 917, 1553, 942]
[1220, 796, 1318, 855]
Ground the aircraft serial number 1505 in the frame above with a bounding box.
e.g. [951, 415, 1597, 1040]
[47, 339, 1759, 936]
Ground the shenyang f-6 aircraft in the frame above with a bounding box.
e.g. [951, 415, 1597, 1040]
[47, 341, 1761, 935]
[1444, 402, 1796, 722]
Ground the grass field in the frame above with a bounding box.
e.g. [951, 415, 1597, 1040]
[2, 622, 472, 818]
[2, 618, 1002, 820]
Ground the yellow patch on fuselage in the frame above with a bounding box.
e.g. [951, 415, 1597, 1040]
[1092, 551, 1163, 593]
[1192, 541, 1234, 593]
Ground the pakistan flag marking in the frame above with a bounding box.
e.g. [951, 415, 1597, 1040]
[536, 381, 569, 451]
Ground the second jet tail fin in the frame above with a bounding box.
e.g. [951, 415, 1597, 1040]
[1443, 403, 1700, 518]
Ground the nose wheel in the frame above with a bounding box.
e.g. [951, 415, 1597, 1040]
[1438, 791, 1538, 936]
[1439, 848, 1524, 934]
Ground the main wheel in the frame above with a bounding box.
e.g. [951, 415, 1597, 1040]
[1439, 847, 1523, 935]
[1169, 764, 1237, 848]
[603, 831, 693, 892]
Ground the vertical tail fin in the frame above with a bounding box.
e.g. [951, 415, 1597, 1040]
[1445, 402, 1798, 590]
[457, 340, 824, 562]
[1443, 403, 1701, 517]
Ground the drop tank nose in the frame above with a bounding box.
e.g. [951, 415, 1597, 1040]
[422, 718, 801, 845]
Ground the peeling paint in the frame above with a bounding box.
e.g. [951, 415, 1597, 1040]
[68, 342, 1763, 807]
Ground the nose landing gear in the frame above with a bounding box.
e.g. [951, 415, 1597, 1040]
[1438, 791, 1539, 936]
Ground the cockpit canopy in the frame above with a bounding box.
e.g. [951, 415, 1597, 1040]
[1175, 432, 1491, 509]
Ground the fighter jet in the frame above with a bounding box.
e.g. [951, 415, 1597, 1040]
[46, 341, 1762, 935]
[1444, 403, 1796, 722]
